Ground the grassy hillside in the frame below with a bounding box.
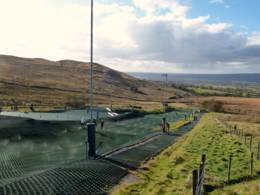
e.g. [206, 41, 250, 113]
[0, 54, 187, 110]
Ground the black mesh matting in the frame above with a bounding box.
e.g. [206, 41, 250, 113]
[0, 160, 127, 195]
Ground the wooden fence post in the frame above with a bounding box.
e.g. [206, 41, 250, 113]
[200, 154, 206, 175]
[227, 155, 232, 183]
[192, 170, 198, 195]
[192, 154, 207, 195]
[197, 154, 206, 194]
[257, 143, 260, 161]
[250, 152, 254, 177]
[249, 136, 253, 152]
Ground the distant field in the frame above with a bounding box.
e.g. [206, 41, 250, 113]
[187, 87, 227, 96]
[169, 80, 260, 98]
[130, 72, 260, 97]
[129, 73, 260, 84]
[179, 96, 260, 115]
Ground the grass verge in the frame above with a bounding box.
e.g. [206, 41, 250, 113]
[169, 119, 191, 132]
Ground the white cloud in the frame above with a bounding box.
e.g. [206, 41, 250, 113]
[209, 0, 231, 9]
[0, 0, 91, 60]
[181, 15, 210, 28]
[209, 0, 225, 4]
[205, 23, 232, 33]
[247, 34, 260, 46]
[0, 0, 259, 73]
[133, 0, 189, 17]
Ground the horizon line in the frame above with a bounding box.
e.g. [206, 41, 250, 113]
[127, 72, 260, 75]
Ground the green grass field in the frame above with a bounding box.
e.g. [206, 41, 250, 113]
[187, 87, 228, 96]
[113, 113, 260, 195]
[176, 81, 260, 97]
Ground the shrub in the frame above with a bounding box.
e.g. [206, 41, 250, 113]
[201, 100, 224, 112]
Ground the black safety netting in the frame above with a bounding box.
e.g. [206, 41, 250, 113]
[0, 110, 200, 194]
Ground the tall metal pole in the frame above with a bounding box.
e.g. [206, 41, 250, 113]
[165, 74, 168, 111]
[90, 0, 94, 121]
[165, 74, 168, 97]
[162, 73, 168, 101]
[85, 0, 96, 160]
[162, 73, 168, 112]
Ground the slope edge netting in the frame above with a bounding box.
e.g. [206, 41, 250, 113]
[0, 109, 199, 194]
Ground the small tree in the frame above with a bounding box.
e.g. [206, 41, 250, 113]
[201, 100, 224, 112]
[130, 86, 138, 92]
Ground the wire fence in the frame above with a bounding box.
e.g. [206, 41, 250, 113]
[222, 122, 259, 181]
[192, 119, 259, 195]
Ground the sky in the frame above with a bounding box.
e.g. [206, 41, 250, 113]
[0, 0, 260, 73]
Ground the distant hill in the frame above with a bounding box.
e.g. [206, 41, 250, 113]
[0, 55, 188, 110]
[129, 72, 260, 84]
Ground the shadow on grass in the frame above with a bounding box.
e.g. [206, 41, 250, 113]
[204, 171, 260, 193]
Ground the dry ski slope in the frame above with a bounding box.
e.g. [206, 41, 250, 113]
[0, 115, 202, 194]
